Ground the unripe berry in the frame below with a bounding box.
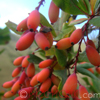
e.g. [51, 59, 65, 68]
[11, 80, 21, 93]
[12, 66, 22, 77]
[62, 73, 77, 98]
[51, 85, 58, 94]
[16, 17, 28, 32]
[35, 32, 51, 50]
[48, 1, 59, 24]
[86, 39, 96, 49]
[40, 78, 52, 93]
[4, 91, 15, 98]
[37, 68, 50, 83]
[96, 66, 100, 74]
[79, 85, 90, 100]
[86, 45, 100, 66]
[27, 10, 40, 31]
[39, 59, 54, 68]
[51, 74, 60, 86]
[30, 73, 38, 86]
[26, 63, 35, 77]
[19, 71, 27, 84]
[22, 55, 30, 68]
[70, 29, 83, 44]
[55, 37, 72, 50]
[16, 32, 35, 51]
[3, 81, 14, 88]
[13, 56, 25, 66]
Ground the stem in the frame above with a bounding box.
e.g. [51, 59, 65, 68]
[35, 0, 45, 11]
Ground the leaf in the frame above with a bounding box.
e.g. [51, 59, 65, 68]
[78, 51, 89, 62]
[0, 27, 10, 36]
[77, 63, 94, 69]
[5, 20, 22, 35]
[77, 67, 98, 80]
[54, 23, 75, 40]
[53, 0, 84, 15]
[55, 48, 67, 67]
[28, 54, 43, 64]
[69, 18, 88, 26]
[0, 49, 5, 54]
[90, 0, 97, 14]
[89, 16, 100, 27]
[53, 70, 67, 91]
[40, 13, 56, 37]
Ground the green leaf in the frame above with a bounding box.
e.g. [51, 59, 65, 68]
[0, 27, 10, 36]
[77, 67, 98, 80]
[0, 49, 5, 54]
[55, 48, 67, 67]
[53, 0, 84, 15]
[28, 54, 43, 64]
[53, 70, 67, 91]
[5, 20, 22, 35]
[69, 18, 88, 26]
[54, 23, 75, 40]
[89, 16, 100, 27]
[0, 92, 4, 96]
[77, 63, 94, 69]
[78, 51, 89, 62]
[40, 13, 56, 37]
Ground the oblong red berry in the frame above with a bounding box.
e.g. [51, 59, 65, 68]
[79, 85, 90, 100]
[4, 91, 15, 98]
[16, 17, 28, 32]
[37, 68, 50, 83]
[70, 29, 83, 44]
[3, 81, 14, 88]
[12, 66, 22, 77]
[14, 96, 29, 100]
[19, 71, 27, 84]
[35, 32, 51, 50]
[26, 63, 35, 77]
[51, 85, 58, 94]
[86, 39, 96, 49]
[96, 66, 100, 74]
[40, 78, 52, 93]
[16, 32, 35, 51]
[86, 45, 100, 66]
[39, 59, 53, 68]
[51, 74, 60, 86]
[48, 1, 59, 24]
[56, 37, 72, 50]
[11, 80, 21, 93]
[30, 73, 38, 86]
[22, 55, 30, 68]
[13, 56, 25, 66]
[27, 10, 40, 31]
[62, 73, 77, 97]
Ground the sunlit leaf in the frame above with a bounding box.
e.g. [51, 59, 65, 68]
[5, 20, 22, 35]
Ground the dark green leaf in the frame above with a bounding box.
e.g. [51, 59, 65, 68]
[89, 16, 100, 27]
[40, 13, 56, 37]
[77, 63, 94, 69]
[0, 92, 4, 96]
[53, 0, 84, 15]
[0, 27, 10, 36]
[53, 70, 67, 91]
[78, 51, 89, 62]
[77, 67, 98, 80]
[28, 54, 43, 64]
[5, 20, 22, 35]
[55, 48, 67, 67]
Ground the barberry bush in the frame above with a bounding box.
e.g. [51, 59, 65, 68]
[3, 0, 100, 100]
